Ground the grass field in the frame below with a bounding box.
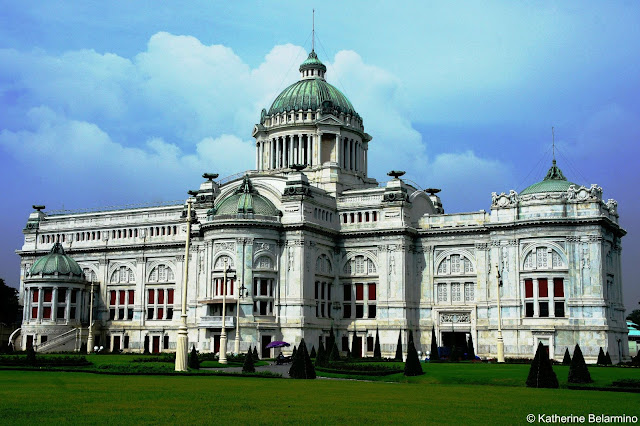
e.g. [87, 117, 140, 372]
[1, 362, 639, 424]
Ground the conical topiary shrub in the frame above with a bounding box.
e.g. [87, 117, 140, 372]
[395, 331, 403, 361]
[467, 334, 475, 361]
[329, 339, 341, 362]
[310, 345, 317, 359]
[404, 330, 424, 376]
[351, 331, 360, 359]
[242, 347, 255, 373]
[327, 327, 336, 353]
[604, 351, 612, 365]
[597, 347, 606, 365]
[562, 348, 572, 366]
[373, 328, 382, 359]
[188, 345, 200, 370]
[292, 345, 297, 360]
[430, 327, 439, 362]
[26, 345, 36, 366]
[253, 345, 260, 361]
[568, 344, 592, 383]
[315, 340, 326, 366]
[526, 342, 559, 388]
[289, 338, 316, 379]
[450, 345, 461, 363]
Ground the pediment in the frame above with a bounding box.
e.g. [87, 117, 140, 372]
[252, 124, 266, 137]
[316, 115, 342, 126]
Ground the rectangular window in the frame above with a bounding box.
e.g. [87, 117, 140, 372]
[437, 284, 447, 302]
[128, 290, 135, 304]
[163, 335, 169, 350]
[71, 290, 77, 303]
[321, 283, 325, 299]
[538, 279, 548, 298]
[119, 290, 125, 304]
[368, 304, 376, 319]
[315, 282, 319, 299]
[525, 279, 533, 298]
[355, 304, 364, 318]
[261, 280, 268, 296]
[158, 289, 164, 304]
[525, 302, 534, 317]
[157, 308, 164, 319]
[343, 304, 352, 319]
[464, 283, 474, 301]
[147, 308, 153, 320]
[539, 302, 549, 318]
[451, 283, 461, 302]
[553, 278, 564, 297]
[167, 289, 174, 304]
[31, 307, 38, 319]
[57, 307, 65, 319]
[32, 291, 39, 303]
[118, 308, 124, 320]
[124, 336, 130, 349]
[70, 307, 76, 318]
[128, 308, 134, 320]
[110, 291, 116, 305]
[368, 283, 376, 300]
[109, 308, 116, 321]
[43, 306, 51, 319]
[44, 289, 52, 302]
[57, 291, 66, 303]
[450, 255, 460, 273]
[167, 308, 173, 320]
[355, 283, 364, 301]
[148, 289, 155, 304]
[554, 302, 565, 317]
[343, 284, 351, 301]
[367, 336, 374, 352]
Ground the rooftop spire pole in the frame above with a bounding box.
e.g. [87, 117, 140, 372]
[552, 126, 556, 164]
[312, 9, 315, 52]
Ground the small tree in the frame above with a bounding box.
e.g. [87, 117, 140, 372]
[327, 326, 336, 353]
[604, 351, 612, 365]
[351, 331, 359, 359]
[450, 345, 461, 363]
[394, 331, 403, 361]
[310, 345, 317, 359]
[292, 345, 297, 360]
[315, 340, 326, 366]
[253, 345, 260, 361]
[467, 334, 475, 360]
[188, 345, 200, 370]
[289, 338, 315, 379]
[404, 330, 424, 376]
[526, 342, 559, 388]
[430, 327, 439, 362]
[562, 348, 572, 366]
[597, 347, 606, 365]
[373, 328, 382, 359]
[242, 347, 255, 373]
[26, 345, 36, 366]
[568, 344, 592, 383]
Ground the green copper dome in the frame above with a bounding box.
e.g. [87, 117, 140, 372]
[29, 243, 84, 278]
[267, 51, 359, 118]
[208, 175, 280, 218]
[520, 161, 579, 195]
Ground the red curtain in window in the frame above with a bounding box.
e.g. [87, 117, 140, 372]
[128, 290, 134, 304]
[32, 290, 39, 303]
[31, 307, 38, 319]
[157, 308, 164, 319]
[44, 289, 52, 302]
[110, 291, 116, 306]
[356, 283, 364, 301]
[43, 307, 51, 319]
[368, 283, 376, 300]
[167, 289, 174, 304]
[525, 279, 533, 298]
[119, 290, 125, 304]
[553, 278, 564, 297]
[148, 289, 155, 304]
[229, 279, 234, 296]
[538, 279, 548, 298]
[158, 289, 164, 304]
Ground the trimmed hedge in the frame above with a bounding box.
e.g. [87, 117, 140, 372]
[316, 366, 403, 376]
[0, 355, 90, 367]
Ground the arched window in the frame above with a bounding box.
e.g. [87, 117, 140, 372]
[110, 266, 135, 284]
[436, 254, 475, 276]
[254, 256, 274, 270]
[343, 255, 377, 276]
[83, 268, 97, 282]
[315, 254, 332, 275]
[148, 264, 175, 283]
[523, 247, 565, 270]
[214, 255, 234, 270]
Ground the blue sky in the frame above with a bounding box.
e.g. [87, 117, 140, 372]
[0, 1, 638, 311]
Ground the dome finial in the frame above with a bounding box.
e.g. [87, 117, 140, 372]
[552, 126, 556, 165]
[312, 8, 315, 53]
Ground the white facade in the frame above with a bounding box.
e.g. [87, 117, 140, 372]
[15, 50, 629, 363]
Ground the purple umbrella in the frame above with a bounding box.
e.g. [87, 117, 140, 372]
[265, 340, 290, 349]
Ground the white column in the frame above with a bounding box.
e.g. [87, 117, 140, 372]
[364, 145, 368, 175]
[277, 138, 282, 168]
[356, 142, 360, 172]
[37, 287, 43, 322]
[298, 134, 304, 164]
[65, 288, 71, 321]
[52, 287, 58, 321]
[335, 134, 341, 166]
[345, 139, 350, 170]
[255, 142, 259, 170]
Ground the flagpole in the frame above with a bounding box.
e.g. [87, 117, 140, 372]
[495, 265, 505, 363]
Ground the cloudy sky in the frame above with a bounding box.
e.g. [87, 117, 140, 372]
[0, 1, 638, 311]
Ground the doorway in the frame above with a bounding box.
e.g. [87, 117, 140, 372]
[213, 334, 220, 354]
[152, 336, 160, 353]
[261, 335, 272, 359]
[113, 336, 121, 352]
[441, 332, 468, 350]
[352, 336, 362, 358]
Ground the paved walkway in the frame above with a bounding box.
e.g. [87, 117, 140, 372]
[203, 362, 291, 377]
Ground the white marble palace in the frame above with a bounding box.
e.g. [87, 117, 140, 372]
[14, 48, 629, 363]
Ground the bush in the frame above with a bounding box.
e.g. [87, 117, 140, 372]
[526, 342, 559, 388]
[242, 348, 255, 373]
[449, 345, 461, 363]
[562, 348, 572, 365]
[467, 334, 475, 360]
[310, 345, 316, 359]
[188, 346, 200, 370]
[604, 351, 612, 365]
[315, 340, 325, 367]
[289, 338, 315, 379]
[568, 344, 592, 384]
[394, 331, 403, 361]
[351, 331, 360, 359]
[0, 354, 90, 367]
[404, 331, 424, 376]
[26, 346, 36, 366]
[430, 327, 439, 362]
[597, 347, 606, 365]
[611, 379, 640, 388]
[329, 340, 341, 362]
[374, 329, 382, 359]
[253, 346, 260, 361]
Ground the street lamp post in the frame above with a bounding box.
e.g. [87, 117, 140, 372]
[219, 261, 229, 364]
[175, 200, 193, 371]
[234, 281, 246, 355]
[87, 280, 95, 353]
[495, 265, 505, 363]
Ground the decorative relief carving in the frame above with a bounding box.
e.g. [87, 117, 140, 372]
[214, 242, 236, 252]
[440, 312, 470, 323]
[255, 242, 273, 252]
[581, 246, 590, 269]
[606, 199, 618, 216]
[175, 255, 185, 262]
[474, 243, 489, 250]
[388, 255, 396, 276]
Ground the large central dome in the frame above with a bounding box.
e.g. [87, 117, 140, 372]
[267, 51, 360, 119]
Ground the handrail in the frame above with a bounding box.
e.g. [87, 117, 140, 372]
[35, 327, 78, 351]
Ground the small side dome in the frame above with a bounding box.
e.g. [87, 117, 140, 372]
[520, 161, 579, 195]
[299, 50, 327, 74]
[28, 243, 84, 279]
[208, 175, 280, 218]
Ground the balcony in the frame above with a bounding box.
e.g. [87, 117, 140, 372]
[200, 316, 235, 328]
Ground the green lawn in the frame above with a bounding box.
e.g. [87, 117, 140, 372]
[0, 370, 638, 425]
